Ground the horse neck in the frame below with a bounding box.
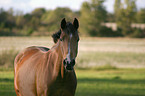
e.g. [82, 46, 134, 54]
[50, 41, 65, 78]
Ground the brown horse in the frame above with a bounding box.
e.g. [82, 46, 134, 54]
[14, 18, 79, 96]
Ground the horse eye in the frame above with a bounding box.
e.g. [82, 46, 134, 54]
[60, 38, 63, 41]
[77, 38, 80, 42]
[60, 37, 65, 41]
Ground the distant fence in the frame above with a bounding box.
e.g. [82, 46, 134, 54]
[102, 23, 145, 31]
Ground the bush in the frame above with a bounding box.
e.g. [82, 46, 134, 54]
[27, 28, 34, 36]
[0, 50, 18, 68]
[0, 28, 14, 36]
[130, 28, 145, 38]
[97, 26, 123, 37]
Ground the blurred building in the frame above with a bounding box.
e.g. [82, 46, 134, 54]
[102, 23, 145, 31]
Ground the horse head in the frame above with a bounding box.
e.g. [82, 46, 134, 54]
[52, 18, 79, 71]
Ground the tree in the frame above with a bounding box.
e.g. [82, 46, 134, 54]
[114, 0, 137, 36]
[0, 8, 7, 26]
[114, 0, 121, 15]
[106, 13, 115, 22]
[15, 10, 24, 28]
[136, 8, 145, 23]
[79, 2, 91, 36]
[32, 8, 46, 18]
[41, 7, 77, 33]
[80, 0, 107, 36]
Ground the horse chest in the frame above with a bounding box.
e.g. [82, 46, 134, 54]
[47, 76, 77, 96]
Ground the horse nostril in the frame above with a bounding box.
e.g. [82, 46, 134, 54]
[63, 58, 67, 65]
[66, 65, 73, 70]
[71, 59, 75, 66]
[63, 58, 75, 70]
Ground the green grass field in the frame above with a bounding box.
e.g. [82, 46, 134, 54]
[0, 37, 145, 96]
[0, 69, 145, 96]
[76, 69, 145, 96]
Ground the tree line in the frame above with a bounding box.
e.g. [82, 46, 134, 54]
[0, 0, 145, 37]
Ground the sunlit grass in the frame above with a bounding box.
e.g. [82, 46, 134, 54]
[0, 69, 145, 96]
[0, 70, 15, 96]
[0, 37, 145, 68]
[77, 51, 145, 69]
[0, 37, 145, 53]
[0, 37, 145, 96]
[0, 50, 18, 67]
[76, 69, 145, 96]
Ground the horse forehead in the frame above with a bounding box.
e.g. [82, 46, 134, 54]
[69, 33, 77, 40]
[66, 22, 73, 27]
[66, 28, 77, 38]
[66, 23, 75, 33]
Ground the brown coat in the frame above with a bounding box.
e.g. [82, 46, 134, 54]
[14, 42, 77, 96]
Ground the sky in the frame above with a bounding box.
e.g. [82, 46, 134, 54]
[0, 0, 145, 14]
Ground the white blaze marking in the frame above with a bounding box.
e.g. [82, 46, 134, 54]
[66, 34, 73, 63]
[70, 33, 73, 38]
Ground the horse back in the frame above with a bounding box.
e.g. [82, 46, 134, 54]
[14, 46, 49, 68]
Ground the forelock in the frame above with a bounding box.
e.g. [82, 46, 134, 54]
[65, 22, 75, 34]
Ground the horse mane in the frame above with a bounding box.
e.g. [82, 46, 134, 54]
[52, 30, 61, 43]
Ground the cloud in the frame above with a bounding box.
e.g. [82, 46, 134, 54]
[0, 0, 86, 13]
[137, 0, 145, 10]
[29, 0, 85, 11]
[104, 0, 114, 13]
[0, 0, 12, 5]
[0, 0, 31, 13]
[104, 0, 145, 13]
[0, 0, 12, 9]
[0, 0, 144, 14]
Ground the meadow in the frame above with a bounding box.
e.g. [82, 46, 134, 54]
[0, 37, 145, 68]
[0, 37, 145, 96]
[0, 69, 145, 96]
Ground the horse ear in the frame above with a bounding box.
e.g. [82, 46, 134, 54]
[73, 18, 79, 29]
[61, 18, 66, 29]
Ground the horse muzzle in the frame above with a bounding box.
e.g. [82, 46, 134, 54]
[63, 58, 75, 71]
